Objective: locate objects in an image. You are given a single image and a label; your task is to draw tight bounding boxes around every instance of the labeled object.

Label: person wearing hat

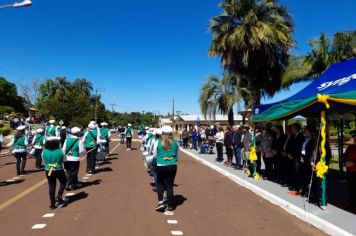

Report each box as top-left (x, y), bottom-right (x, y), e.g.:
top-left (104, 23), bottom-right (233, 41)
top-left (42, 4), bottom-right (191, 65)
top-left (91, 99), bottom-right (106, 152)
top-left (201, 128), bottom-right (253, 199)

top-left (63, 127), bottom-right (85, 190)
top-left (344, 130), bottom-right (356, 210)
top-left (83, 123), bottom-right (100, 174)
top-left (125, 124), bottom-right (133, 150)
top-left (46, 120), bottom-right (59, 138)
top-left (152, 126), bottom-right (179, 212)
top-left (7, 125), bottom-right (29, 175)
top-left (32, 128), bottom-right (45, 169)
top-left (100, 122), bottom-right (111, 156)
top-left (42, 137), bottom-right (67, 209)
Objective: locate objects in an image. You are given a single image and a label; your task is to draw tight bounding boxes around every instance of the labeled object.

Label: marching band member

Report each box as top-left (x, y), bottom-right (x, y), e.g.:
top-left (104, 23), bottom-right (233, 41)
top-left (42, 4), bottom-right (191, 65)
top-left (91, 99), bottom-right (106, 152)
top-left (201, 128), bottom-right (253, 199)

top-left (46, 119), bottom-right (59, 138)
top-left (8, 125), bottom-right (29, 175)
top-left (152, 126), bottom-right (178, 212)
top-left (83, 123), bottom-right (100, 175)
top-left (100, 122), bottom-right (111, 156)
top-left (42, 138), bottom-right (67, 209)
top-left (32, 128), bottom-right (45, 169)
top-left (125, 123), bottom-right (133, 150)
top-left (63, 127), bottom-right (85, 190)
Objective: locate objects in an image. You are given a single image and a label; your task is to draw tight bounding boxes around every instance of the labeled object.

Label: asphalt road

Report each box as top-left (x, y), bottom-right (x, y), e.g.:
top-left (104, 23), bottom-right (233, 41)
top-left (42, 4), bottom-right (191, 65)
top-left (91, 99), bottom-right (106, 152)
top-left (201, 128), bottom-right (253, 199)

top-left (0, 138), bottom-right (325, 236)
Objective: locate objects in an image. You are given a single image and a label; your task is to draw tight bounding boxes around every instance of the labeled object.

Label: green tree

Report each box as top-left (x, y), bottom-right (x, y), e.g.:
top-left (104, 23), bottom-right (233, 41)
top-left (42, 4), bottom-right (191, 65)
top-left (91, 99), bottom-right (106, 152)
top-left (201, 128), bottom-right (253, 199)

top-left (72, 78), bottom-right (93, 97)
top-left (332, 31), bottom-right (356, 62)
top-left (199, 73), bottom-right (242, 126)
top-left (209, 0), bottom-right (294, 106)
top-left (0, 77), bottom-right (26, 113)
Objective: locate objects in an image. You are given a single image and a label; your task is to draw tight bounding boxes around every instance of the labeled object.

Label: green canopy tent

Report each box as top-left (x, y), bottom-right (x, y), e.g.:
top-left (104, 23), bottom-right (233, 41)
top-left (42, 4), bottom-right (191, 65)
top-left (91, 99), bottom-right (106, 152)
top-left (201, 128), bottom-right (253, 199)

top-left (251, 58), bottom-right (356, 209)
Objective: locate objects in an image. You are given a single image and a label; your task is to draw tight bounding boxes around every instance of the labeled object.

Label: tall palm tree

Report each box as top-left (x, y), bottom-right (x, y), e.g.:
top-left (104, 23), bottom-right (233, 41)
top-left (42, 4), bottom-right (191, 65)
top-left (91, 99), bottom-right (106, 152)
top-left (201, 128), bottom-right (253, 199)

top-left (199, 73), bottom-right (243, 126)
top-left (73, 78), bottom-right (93, 97)
top-left (209, 0), bottom-right (294, 107)
top-left (54, 77), bottom-right (71, 100)
top-left (332, 31), bottom-right (356, 62)
top-left (304, 33), bottom-right (332, 78)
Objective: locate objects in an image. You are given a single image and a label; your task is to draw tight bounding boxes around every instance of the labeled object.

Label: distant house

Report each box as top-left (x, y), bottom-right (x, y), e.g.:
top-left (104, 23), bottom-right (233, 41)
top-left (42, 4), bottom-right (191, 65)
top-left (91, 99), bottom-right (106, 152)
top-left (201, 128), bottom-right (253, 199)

top-left (158, 117), bottom-right (173, 127)
top-left (174, 114), bottom-right (245, 131)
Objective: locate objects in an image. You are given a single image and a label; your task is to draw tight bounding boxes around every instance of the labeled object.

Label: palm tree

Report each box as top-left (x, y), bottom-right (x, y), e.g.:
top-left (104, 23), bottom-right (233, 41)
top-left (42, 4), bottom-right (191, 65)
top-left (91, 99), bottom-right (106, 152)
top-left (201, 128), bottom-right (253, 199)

top-left (332, 31), bottom-right (356, 62)
top-left (199, 73), bottom-right (243, 126)
top-left (304, 33), bottom-right (332, 78)
top-left (209, 0), bottom-right (294, 106)
top-left (73, 78), bottom-right (93, 97)
top-left (54, 77), bottom-right (71, 100)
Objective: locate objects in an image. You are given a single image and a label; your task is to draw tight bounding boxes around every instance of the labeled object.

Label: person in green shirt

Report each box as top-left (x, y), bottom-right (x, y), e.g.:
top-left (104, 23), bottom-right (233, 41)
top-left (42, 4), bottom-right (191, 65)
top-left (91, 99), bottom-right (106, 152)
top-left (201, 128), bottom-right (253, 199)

top-left (42, 138), bottom-right (67, 209)
top-left (100, 122), bottom-right (111, 156)
top-left (8, 125), bottom-right (29, 175)
top-left (125, 123), bottom-right (133, 150)
top-left (152, 126), bottom-right (178, 212)
top-left (32, 128), bottom-right (45, 169)
top-left (83, 123), bottom-right (100, 174)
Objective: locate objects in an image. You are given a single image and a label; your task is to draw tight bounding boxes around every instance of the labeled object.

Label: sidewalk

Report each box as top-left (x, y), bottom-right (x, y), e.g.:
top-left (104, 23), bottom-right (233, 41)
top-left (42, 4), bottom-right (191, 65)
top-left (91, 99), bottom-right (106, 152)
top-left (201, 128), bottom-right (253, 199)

top-left (181, 148), bottom-right (356, 236)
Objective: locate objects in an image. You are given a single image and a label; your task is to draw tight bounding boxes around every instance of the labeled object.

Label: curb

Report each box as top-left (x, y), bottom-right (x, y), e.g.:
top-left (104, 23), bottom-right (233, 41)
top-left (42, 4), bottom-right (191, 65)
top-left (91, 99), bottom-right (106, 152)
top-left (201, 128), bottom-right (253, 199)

top-left (180, 148), bottom-right (353, 236)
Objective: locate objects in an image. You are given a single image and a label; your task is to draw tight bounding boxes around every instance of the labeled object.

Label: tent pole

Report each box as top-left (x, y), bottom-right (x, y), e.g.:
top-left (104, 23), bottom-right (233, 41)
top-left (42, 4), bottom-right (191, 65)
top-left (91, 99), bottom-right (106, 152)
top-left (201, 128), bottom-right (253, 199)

top-left (339, 118), bottom-right (344, 177)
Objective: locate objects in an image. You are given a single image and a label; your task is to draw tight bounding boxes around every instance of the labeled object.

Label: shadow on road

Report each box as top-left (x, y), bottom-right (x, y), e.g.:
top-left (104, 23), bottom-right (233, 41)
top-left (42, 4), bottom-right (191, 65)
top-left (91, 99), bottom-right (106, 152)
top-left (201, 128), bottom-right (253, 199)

top-left (173, 195), bottom-right (187, 209)
top-left (106, 157), bottom-right (118, 161)
top-left (95, 167), bottom-right (113, 173)
top-left (0, 179), bottom-right (25, 187)
top-left (66, 191), bottom-right (88, 205)
top-left (79, 179), bottom-right (102, 189)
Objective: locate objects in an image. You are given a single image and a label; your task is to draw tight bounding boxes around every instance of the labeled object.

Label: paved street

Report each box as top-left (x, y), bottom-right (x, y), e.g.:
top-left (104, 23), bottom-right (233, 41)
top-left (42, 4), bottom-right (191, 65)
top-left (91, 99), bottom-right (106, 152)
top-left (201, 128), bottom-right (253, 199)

top-left (0, 138), bottom-right (324, 236)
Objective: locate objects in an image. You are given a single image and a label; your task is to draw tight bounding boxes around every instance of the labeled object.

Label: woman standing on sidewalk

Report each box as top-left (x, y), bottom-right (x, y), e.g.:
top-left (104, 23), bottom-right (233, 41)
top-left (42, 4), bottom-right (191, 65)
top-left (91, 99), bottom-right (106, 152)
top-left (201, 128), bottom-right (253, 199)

top-left (214, 127), bottom-right (225, 162)
top-left (8, 125), bottom-right (28, 175)
top-left (32, 128), bottom-right (45, 169)
top-left (42, 138), bottom-right (67, 209)
top-left (152, 126), bottom-right (178, 212)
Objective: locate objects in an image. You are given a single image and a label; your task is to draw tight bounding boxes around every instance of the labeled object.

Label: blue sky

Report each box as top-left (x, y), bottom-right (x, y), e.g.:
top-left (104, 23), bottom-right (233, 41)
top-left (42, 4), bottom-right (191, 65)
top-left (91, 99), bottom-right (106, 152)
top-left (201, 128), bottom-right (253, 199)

top-left (0, 0), bottom-right (355, 115)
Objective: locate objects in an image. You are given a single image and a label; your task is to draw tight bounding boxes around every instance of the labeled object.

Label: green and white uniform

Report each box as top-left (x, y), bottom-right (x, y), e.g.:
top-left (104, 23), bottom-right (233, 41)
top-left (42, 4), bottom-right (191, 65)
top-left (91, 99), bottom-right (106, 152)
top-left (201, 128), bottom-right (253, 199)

top-left (83, 129), bottom-right (99, 149)
top-left (62, 136), bottom-right (85, 161)
top-left (32, 133), bottom-right (45, 149)
top-left (152, 139), bottom-right (178, 166)
top-left (45, 125), bottom-right (58, 137)
top-left (100, 128), bottom-right (111, 143)
top-left (11, 134), bottom-right (28, 154)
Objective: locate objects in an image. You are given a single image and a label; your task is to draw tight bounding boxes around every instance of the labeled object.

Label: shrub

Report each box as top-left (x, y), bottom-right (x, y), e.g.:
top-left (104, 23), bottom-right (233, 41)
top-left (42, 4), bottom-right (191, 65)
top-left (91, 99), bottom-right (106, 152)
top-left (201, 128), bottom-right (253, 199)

top-left (0, 122), bottom-right (12, 136)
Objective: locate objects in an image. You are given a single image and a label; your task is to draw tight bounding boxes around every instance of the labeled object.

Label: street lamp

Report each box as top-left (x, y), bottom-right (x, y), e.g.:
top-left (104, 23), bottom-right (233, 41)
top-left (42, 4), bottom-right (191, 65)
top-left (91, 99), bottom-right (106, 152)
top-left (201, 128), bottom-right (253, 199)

top-left (0, 0), bottom-right (32, 9)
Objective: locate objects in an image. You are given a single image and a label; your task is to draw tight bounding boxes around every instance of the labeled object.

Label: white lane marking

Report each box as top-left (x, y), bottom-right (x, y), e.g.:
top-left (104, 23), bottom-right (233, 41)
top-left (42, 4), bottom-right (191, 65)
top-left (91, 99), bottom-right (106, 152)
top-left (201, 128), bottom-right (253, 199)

top-left (85, 174), bottom-right (92, 176)
top-left (164, 211), bottom-right (174, 216)
top-left (65, 192), bottom-right (75, 196)
top-left (167, 220), bottom-right (178, 224)
top-left (6, 179), bottom-right (15, 182)
top-left (43, 213), bottom-right (55, 218)
top-left (110, 143), bottom-right (121, 154)
top-left (19, 175), bottom-right (24, 177)
top-left (82, 176), bottom-right (90, 179)
top-left (12, 176), bottom-right (21, 180)
top-left (171, 231), bottom-right (183, 235)
top-left (32, 224), bottom-right (47, 229)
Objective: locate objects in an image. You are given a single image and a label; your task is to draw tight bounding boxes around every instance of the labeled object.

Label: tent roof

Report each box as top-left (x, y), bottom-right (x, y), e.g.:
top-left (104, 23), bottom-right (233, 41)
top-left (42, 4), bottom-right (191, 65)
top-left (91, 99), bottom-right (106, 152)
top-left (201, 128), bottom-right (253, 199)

top-left (253, 58), bottom-right (356, 122)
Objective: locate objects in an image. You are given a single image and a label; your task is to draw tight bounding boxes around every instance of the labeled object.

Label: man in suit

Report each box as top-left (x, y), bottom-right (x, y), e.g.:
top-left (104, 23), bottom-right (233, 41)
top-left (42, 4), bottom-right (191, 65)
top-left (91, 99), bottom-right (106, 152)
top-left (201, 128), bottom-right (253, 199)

top-left (299, 126), bottom-right (315, 196)
top-left (288, 123), bottom-right (305, 192)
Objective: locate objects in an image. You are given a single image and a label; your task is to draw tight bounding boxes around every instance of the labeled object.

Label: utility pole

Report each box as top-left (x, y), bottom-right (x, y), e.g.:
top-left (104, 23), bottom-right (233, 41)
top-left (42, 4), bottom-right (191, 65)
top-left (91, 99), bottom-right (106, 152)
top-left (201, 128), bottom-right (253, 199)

top-left (110, 104), bottom-right (116, 112)
top-left (95, 89), bottom-right (98, 123)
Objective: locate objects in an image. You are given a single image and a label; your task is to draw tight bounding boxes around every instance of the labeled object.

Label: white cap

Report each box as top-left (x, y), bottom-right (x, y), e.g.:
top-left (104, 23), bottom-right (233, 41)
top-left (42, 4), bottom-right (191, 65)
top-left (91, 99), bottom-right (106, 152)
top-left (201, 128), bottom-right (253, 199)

top-left (36, 128), bottom-right (44, 133)
top-left (101, 122), bottom-right (108, 126)
top-left (61, 126), bottom-right (66, 129)
top-left (152, 129), bottom-right (157, 135)
top-left (49, 119), bottom-right (55, 124)
top-left (128, 123), bottom-right (132, 127)
top-left (16, 125), bottom-right (26, 131)
top-left (88, 123), bottom-right (96, 129)
top-left (156, 128), bottom-right (162, 135)
top-left (90, 121), bottom-right (96, 124)
top-left (145, 126), bottom-right (149, 130)
top-left (71, 127), bottom-right (81, 134)
top-left (149, 128), bottom-right (154, 132)
top-left (162, 126), bottom-right (173, 135)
